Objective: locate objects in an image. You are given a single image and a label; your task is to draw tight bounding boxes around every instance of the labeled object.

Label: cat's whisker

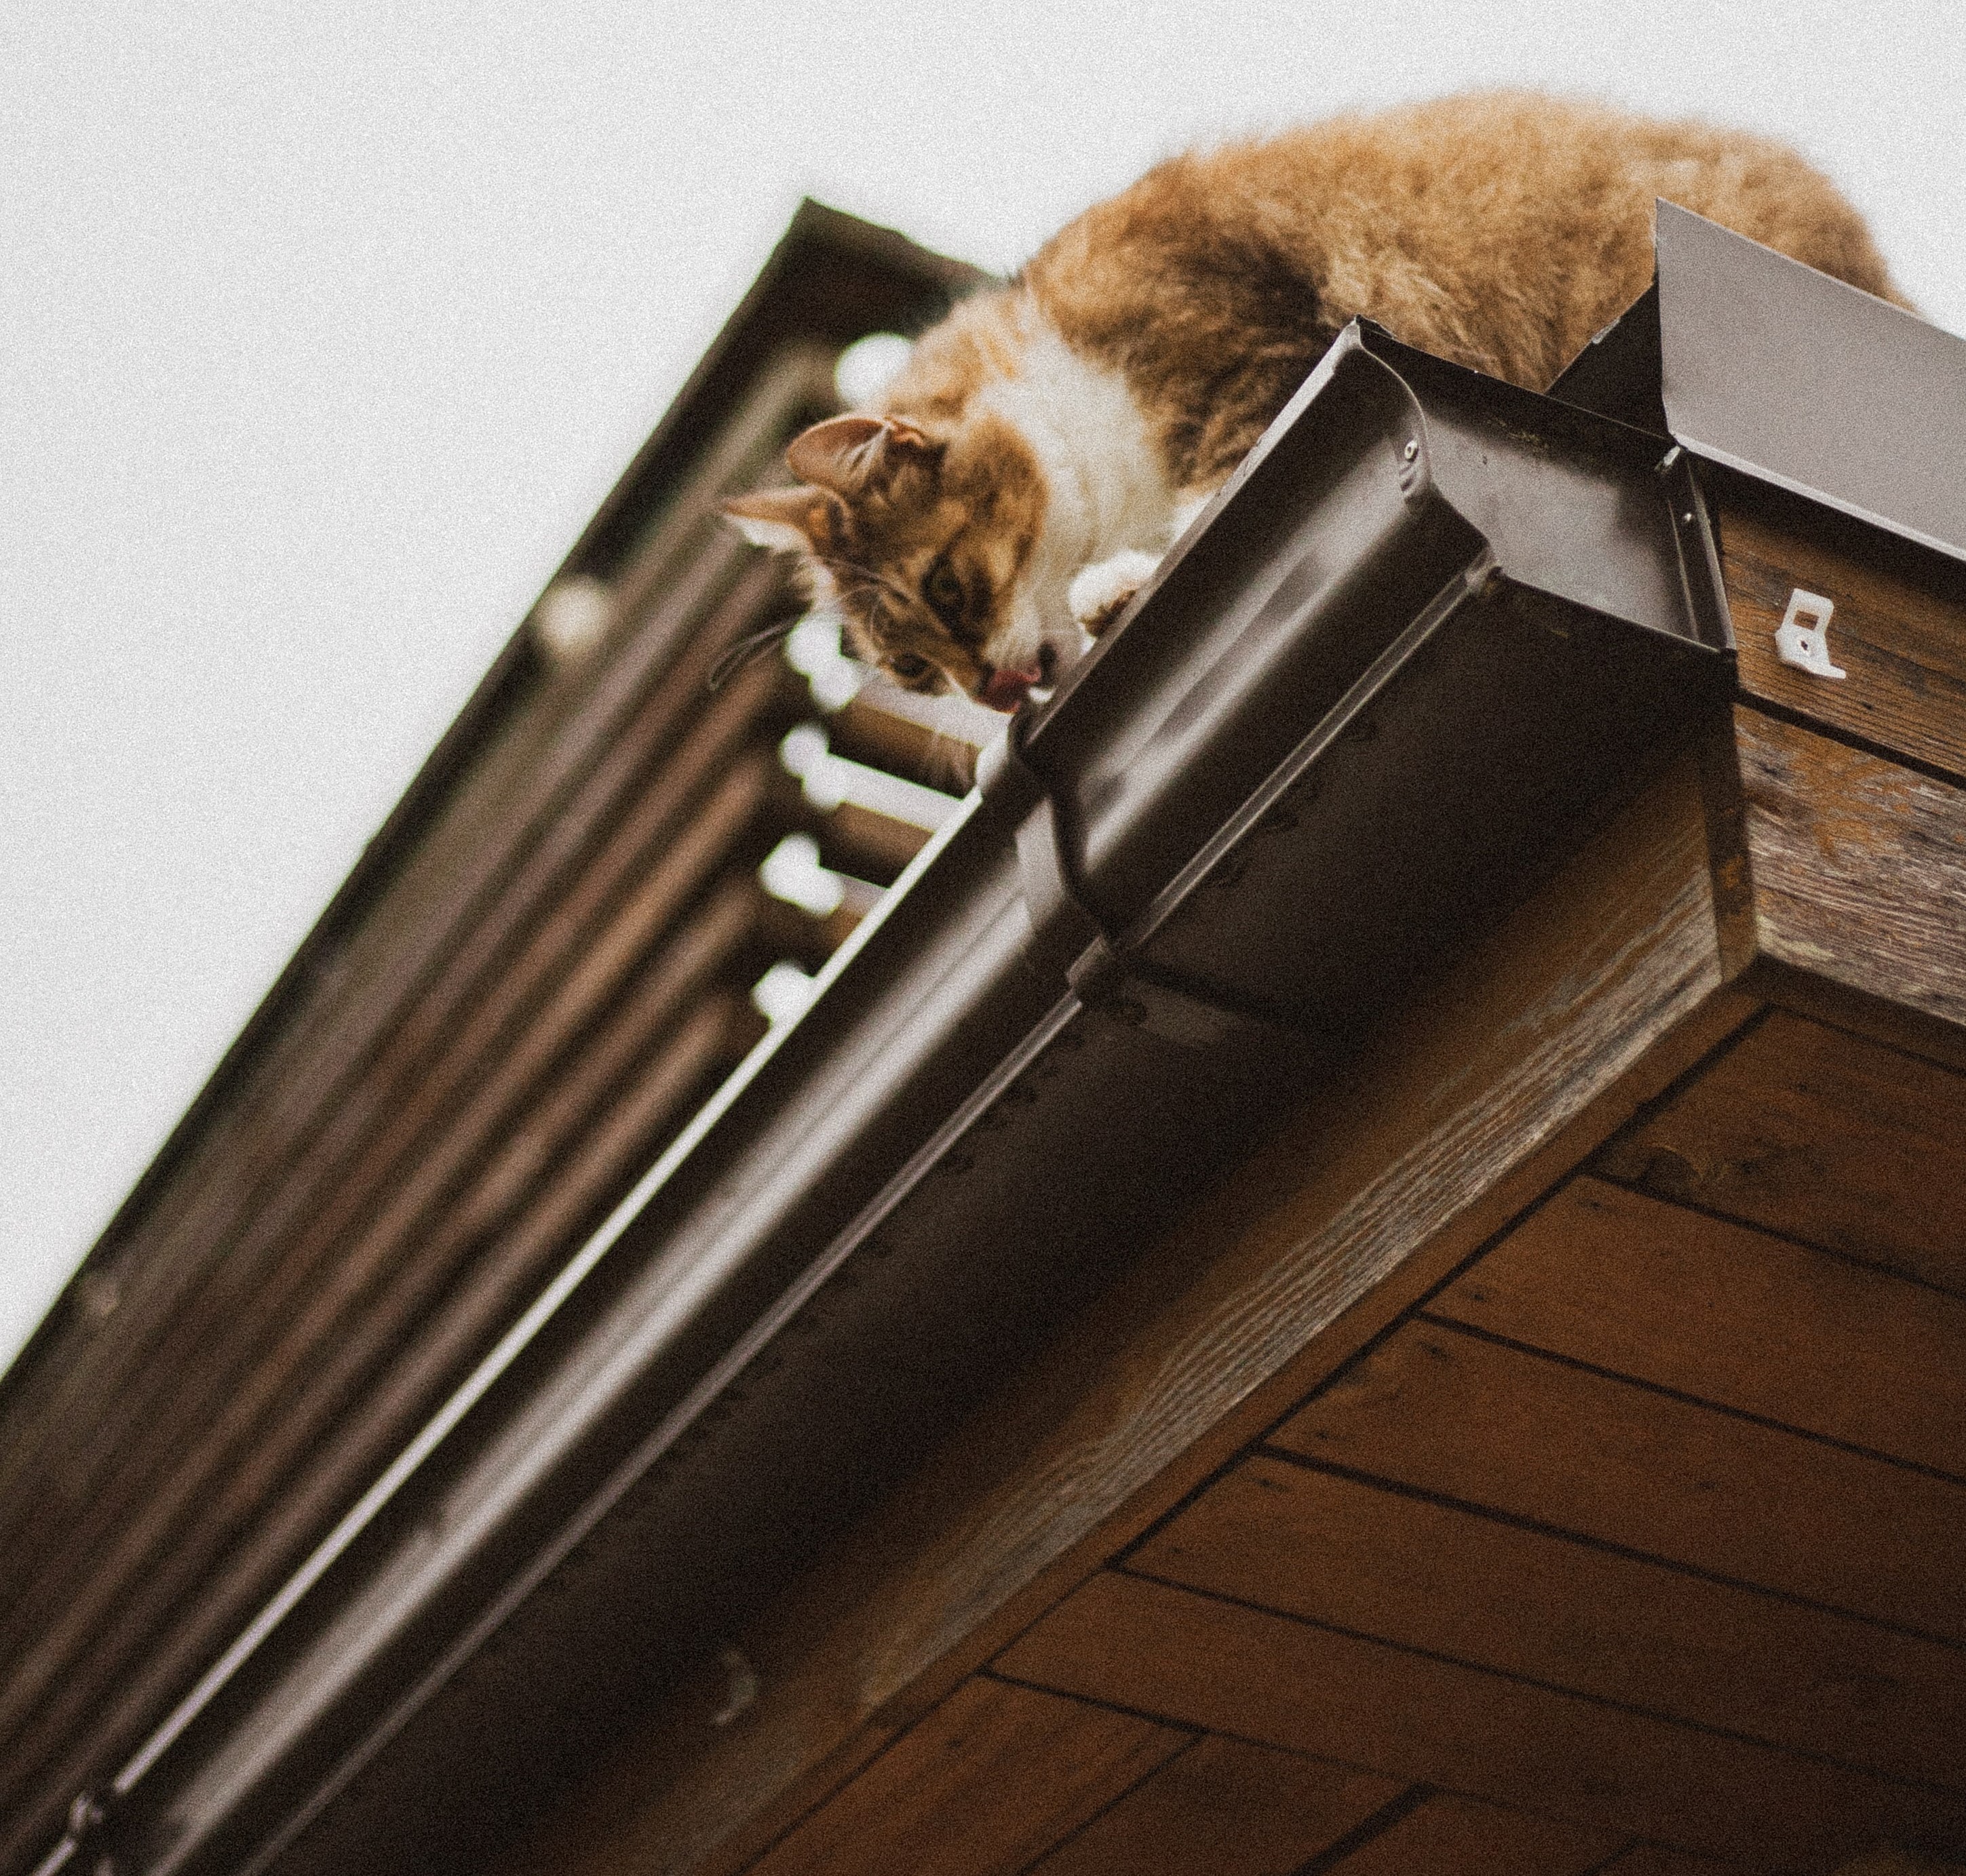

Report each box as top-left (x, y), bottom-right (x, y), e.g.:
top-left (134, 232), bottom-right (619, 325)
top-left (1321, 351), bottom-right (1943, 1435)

top-left (705, 621), bottom-right (798, 692)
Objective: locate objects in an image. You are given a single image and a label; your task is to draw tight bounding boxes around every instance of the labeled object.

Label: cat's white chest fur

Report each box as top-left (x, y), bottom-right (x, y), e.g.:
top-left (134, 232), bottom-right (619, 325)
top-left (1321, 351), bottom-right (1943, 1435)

top-left (978, 319), bottom-right (1183, 648)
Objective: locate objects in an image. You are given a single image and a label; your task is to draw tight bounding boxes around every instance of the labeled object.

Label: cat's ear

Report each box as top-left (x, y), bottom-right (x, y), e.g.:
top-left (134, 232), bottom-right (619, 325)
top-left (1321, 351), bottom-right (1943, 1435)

top-left (720, 484), bottom-right (836, 554)
top-left (786, 414), bottom-right (938, 499)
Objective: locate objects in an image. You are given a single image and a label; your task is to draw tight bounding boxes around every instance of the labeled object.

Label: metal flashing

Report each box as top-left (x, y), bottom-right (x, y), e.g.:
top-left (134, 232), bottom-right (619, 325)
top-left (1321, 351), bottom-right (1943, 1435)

top-left (1551, 202), bottom-right (1966, 568)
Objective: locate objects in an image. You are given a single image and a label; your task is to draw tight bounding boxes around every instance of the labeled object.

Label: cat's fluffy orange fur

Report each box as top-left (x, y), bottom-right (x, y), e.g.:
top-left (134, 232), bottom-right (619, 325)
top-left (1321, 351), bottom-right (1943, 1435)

top-left (727, 91), bottom-right (1903, 711)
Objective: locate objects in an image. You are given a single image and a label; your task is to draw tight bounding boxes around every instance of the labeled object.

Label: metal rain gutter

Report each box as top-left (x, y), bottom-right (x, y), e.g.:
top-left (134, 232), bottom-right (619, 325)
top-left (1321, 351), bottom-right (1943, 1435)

top-left (43, 321), bottom-right (1733, 1876)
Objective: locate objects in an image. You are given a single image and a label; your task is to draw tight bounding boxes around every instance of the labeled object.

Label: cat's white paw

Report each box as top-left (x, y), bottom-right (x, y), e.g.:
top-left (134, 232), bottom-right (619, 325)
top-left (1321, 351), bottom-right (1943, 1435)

top-left (1069, 549), bottom-right (1163, 636)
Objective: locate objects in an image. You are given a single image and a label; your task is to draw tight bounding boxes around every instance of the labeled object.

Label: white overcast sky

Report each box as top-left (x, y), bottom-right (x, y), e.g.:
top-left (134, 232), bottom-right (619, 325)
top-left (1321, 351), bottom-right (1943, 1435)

top-left (5, 0), bottom-right (1963, 1375)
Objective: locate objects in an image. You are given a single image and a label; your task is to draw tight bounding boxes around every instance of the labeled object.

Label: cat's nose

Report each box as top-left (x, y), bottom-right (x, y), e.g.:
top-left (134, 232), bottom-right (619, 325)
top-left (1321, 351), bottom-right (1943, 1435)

top-left (977, 663), bottom-right (1042, 711)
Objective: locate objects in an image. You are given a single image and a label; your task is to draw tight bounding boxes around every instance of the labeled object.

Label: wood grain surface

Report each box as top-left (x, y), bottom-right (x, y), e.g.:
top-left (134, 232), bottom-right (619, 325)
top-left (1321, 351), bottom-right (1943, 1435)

top-left (1733, 709), bottom-right (1966, 1034)
top-left (1720, 507), bottom-right (1966, 784)
top-left (1597, 1010), bottom-right (1966, 1295)
top-left (1132, 1455), bottom-right (1966, 1788)
top-left (996, 1572), bottom-right (1962, 1871)
top-left (1433, 1175), bottom-right (1966, 1475)
top-left (1270, 1323), bottom-right (1966, 1641)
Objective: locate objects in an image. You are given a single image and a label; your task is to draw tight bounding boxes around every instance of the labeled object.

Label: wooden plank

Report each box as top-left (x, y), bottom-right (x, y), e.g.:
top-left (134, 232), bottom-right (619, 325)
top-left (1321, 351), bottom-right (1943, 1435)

top-left (1731, 960), bottom-right (1966, 1080)
top-left (827, 686), bottom-right (986, 795)
top-left (1718, 506), bottom-right (1966, 785)
top-left (1027, 1736), bottom-right (1401, 1876)
top-left (1596, 1010), bottom-right (1966, 1295)
top-left (1594, 1851), bottom-right (1743, 1876)
top-left (996, 1573), bottom-right (1961, 1873)
top-left (1731, 709), bottom-right (1966, 1034)
top-left (327, 688), bottom-right (791, 1200)
top-left (745, 1676), bottom-right (1189, 1876)
top-left (1322, 1793), bottom-right (1621, 1876)
top-left (1131, 1457), bottom-right (1966, 1789)
top-left (478, 756), bottom-right (1758, 1876)
top-left (1268, 1324), bottom-right (1966, 1642)
top-left (812, 798), bottom-right (933, 885)
top-left (1432, 1176), bottom-right (1966, 1477)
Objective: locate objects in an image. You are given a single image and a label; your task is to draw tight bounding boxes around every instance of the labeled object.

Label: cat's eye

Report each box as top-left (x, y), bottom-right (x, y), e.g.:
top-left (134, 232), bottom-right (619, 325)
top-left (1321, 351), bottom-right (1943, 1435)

top-left (922, 560), bottom-right (965, 622)
top-left (889, 652), bottom-right (932, 683)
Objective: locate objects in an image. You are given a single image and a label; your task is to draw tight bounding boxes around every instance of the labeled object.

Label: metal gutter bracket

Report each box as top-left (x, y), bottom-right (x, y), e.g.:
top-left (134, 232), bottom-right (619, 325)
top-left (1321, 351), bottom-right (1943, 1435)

top-left (975, 716), bottom-right (1101, 982)
top-left (978, 716), bottom-right (1303, 1047)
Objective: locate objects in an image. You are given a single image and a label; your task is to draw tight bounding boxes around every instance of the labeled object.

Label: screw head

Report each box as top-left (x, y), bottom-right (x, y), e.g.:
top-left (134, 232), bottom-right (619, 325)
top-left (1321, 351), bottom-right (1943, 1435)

top-left (1402, 439), bottom-right (1419, 461)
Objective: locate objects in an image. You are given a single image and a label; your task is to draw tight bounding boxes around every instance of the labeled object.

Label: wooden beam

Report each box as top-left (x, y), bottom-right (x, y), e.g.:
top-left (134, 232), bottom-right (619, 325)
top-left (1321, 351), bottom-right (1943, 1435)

top-left (995, 1572), bottom-right (1963, 1871)
top-left (1718, 506), bottom-right (1966, 787)
top-left (1432, 1175), bottom-right (1966, 1473)
top-left (1733, 709), bottom-right (1966, 1034)
top-left (1269, 1323), bottom-right (1966, 1642)
top-left (1596, 1011), bottom-right (1966, 1295)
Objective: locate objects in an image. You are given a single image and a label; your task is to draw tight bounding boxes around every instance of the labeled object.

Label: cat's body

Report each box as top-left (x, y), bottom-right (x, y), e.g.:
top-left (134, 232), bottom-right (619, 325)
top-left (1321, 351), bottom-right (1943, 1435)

top-left (728, 92), bottom-right (1904, 710)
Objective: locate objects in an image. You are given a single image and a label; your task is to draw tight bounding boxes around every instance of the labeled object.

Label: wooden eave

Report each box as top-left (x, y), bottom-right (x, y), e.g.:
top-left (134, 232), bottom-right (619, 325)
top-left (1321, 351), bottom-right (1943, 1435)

top-left (491, 497), bottom-right (1966, 1876)
top-left (12, 211), bottom-right (1966, 1876)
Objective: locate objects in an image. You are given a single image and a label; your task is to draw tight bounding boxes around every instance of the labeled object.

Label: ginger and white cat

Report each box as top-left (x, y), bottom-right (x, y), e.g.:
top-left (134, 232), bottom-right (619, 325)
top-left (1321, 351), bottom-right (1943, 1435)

top-left (727, 92), bottom-right (1903, 711)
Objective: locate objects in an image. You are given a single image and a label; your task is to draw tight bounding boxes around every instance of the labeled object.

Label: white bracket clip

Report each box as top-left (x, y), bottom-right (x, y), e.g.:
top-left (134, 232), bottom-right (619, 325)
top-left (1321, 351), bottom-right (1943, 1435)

top-left (1774, 589), bottom-right (1847, 680)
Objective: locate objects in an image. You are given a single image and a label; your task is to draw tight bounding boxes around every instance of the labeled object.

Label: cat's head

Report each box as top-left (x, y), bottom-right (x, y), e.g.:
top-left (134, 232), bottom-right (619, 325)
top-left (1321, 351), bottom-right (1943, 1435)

top-left (722, 408), bottom-right (1067, 712)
